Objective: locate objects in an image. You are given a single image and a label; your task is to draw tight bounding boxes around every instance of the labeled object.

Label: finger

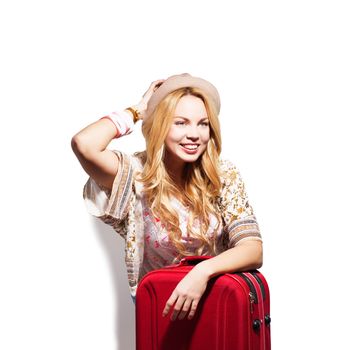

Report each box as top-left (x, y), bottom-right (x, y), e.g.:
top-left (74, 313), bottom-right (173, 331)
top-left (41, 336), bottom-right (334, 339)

top-left (177, 298), bottom-right (193, 320)
top-left (153, 79), bottom-right (165, 85)
top-left (187, 299), bottom-right (199, 320)
top-left (170, 296), bottom-right (186, 321)
top-left (151, 79), bottom-right (165, 92)
top-left (142, 79), bottom-right (164, 98)
top-left (162, 293), bottom-right (178, 317)
top-left (149, 79), bottom-right (164, 90)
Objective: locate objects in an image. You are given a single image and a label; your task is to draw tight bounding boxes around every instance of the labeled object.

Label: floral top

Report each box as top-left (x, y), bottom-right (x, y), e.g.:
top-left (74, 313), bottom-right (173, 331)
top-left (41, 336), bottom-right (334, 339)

top-left (82, 150), bottom-right (262, 298)
top-left (139, 194), bottom-right (225, 283)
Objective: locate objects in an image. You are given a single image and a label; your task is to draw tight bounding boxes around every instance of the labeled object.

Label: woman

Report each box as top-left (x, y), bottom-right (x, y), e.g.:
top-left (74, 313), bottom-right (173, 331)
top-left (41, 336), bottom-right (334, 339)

top-left (71, 73), bottom-right (263, 322)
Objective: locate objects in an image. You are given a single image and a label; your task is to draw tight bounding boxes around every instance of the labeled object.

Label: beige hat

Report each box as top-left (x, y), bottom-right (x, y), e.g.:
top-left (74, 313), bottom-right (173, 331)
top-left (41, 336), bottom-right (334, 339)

top-left (144, 73), bottom-right (221, 120)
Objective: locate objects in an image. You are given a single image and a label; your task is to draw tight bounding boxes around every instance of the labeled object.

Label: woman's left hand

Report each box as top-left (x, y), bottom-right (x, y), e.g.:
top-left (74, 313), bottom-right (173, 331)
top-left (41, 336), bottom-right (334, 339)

top-left (162, 264), bottom-right (211, 321)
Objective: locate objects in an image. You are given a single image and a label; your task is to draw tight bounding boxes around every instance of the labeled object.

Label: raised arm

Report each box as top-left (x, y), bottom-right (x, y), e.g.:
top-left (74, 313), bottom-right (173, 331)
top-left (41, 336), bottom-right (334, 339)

top-left (71, 79), bottom-right (165, 190)
top-left (71, 116), bottom-right (129, 191)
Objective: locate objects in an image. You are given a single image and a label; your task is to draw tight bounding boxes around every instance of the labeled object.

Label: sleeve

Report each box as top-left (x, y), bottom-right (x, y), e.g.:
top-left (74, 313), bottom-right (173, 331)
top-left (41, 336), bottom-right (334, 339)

top-left (82, 150), bottom-right (134, 239)
top-left (218, 160), bottom-right (262, 248)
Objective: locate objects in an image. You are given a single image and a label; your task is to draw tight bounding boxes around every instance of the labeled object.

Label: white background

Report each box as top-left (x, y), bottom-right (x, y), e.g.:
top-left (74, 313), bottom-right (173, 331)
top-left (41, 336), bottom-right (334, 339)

top-left (1, 0), bottom-right (349, 349)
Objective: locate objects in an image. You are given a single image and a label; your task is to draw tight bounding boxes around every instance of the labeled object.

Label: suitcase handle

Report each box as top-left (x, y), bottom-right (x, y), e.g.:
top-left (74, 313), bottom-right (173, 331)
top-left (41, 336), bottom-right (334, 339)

top-left (178, 255), bottom-right (213, 266)
top-left (162, 256), bottom-right (214, 269)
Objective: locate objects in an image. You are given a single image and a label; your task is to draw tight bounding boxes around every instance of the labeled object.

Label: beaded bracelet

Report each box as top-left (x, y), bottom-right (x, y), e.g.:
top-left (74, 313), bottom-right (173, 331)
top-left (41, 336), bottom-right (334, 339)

top-left (125, 106), bottom-right (141, 123)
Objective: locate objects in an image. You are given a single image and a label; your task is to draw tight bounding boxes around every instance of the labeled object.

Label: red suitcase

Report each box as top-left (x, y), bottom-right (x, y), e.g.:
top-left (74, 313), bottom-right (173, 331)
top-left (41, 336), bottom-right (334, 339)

top-left (136, 256), bottom-right (271, 350)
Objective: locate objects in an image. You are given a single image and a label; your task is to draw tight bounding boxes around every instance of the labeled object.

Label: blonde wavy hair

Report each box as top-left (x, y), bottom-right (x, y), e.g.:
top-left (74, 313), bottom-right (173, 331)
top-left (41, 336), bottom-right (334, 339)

top-left (135, 87), bottom-right (223, 262)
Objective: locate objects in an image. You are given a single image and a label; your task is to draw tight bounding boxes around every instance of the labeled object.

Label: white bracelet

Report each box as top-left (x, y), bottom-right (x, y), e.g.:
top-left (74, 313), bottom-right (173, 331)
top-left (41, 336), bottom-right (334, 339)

top-left (100, 110), bottom-right (134, 138)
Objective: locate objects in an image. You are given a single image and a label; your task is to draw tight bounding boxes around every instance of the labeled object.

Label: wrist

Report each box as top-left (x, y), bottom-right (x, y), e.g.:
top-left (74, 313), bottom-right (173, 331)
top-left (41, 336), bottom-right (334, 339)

top-left (124, 106), bottom-right (136, 118)
top-left (193, 261), bottom-right (213, 281)
top-left (125, 106), bottom-right (142, 123)
top-left (100, 110), bottom-right (134, 139)
top-left (133, 101), bottom-right (147, 118)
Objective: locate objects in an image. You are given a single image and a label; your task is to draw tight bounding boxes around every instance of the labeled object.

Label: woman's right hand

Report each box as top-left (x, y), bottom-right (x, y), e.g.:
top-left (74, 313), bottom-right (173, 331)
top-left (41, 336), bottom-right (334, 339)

top-left (134, 79), bottom-right (165, 120)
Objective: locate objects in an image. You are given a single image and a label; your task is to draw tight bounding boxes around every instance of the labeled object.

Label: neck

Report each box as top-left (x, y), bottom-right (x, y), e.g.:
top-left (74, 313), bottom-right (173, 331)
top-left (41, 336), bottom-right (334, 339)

top-left (163, 152), bottom-right (185, 185)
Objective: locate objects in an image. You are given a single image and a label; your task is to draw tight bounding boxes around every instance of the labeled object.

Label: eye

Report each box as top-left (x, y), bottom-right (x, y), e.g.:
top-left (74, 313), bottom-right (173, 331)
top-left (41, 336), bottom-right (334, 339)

top-left (175, 121), bottom-right (209, 126)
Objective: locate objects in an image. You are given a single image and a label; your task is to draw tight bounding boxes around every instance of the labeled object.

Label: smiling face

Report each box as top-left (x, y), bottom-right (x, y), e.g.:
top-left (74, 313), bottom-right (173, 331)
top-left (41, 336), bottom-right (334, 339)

top-left (164, 94), bottom-right (210, 178)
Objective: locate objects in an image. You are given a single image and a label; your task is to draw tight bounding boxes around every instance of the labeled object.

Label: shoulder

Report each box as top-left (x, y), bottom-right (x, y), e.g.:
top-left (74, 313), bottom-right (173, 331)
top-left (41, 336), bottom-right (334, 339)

top-left (218, 157), bottom-right (241, 185)
top-left (217, 158), bottom-right (253, 218)
top-left (132, 150), bottom-right (147, 169)
top-left (217, 157), bottom-right (248, 207)
top-left (131, 150), bottom-right (146, 180)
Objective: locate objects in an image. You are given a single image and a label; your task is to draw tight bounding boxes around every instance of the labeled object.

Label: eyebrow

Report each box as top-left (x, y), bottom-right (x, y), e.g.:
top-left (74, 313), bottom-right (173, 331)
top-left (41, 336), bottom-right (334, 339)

top-left (174, 116), bottom-right (209, 121)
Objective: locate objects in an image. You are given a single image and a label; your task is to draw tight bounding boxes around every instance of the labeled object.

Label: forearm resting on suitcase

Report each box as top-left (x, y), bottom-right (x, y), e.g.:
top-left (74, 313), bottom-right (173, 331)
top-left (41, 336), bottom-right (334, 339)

top-left (162, 241), bottom-right (263, 321)
top-left (197, 240), bottom-right (263, 279)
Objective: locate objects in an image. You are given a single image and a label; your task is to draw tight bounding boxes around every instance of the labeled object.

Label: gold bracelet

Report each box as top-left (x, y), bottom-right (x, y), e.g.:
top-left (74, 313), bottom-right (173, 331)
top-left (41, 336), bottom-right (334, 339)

top-left (126, 107), bottom-right (141, 123)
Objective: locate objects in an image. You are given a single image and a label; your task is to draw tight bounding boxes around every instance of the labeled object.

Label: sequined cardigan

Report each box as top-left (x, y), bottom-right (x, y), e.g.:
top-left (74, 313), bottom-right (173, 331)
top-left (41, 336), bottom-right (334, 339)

top-left (83, 150), bottom-right (262, 298)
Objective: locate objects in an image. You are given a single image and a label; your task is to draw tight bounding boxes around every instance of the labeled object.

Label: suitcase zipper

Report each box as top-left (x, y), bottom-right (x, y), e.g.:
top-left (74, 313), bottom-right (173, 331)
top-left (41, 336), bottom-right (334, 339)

top-left (249, 292), bottom-right (255, 314)
top-left (237, 273), bottom-right (257, 313)
top-left (245, 272), bottom-right (266, 349)
top-left (251, 271), bottom-right (266, 300)
top-left (251, 272), bottom-right (271, 328)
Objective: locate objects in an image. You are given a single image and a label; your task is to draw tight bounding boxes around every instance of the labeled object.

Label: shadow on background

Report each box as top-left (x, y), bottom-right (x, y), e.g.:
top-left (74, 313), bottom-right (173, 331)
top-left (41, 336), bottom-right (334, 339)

top-left (93, 218), bottom-right (136, 350)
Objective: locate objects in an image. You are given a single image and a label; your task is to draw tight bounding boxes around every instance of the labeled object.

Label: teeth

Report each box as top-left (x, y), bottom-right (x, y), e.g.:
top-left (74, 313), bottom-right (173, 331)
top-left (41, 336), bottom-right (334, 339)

top-left (182, 144), bottom-right (199, 149)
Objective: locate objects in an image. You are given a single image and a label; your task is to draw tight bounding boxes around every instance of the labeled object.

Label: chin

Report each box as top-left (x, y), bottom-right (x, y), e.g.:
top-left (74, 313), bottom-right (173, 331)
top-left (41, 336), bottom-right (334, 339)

top-left (177, 151), bottom-right (203, 162)
top-left (165, 144), bottom-right (206, 164)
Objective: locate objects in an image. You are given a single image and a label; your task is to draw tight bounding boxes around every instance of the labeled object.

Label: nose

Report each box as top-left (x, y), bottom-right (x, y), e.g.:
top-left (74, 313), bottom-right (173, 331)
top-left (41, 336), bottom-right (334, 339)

top-left (185, 124), bottom-right (200, 140)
